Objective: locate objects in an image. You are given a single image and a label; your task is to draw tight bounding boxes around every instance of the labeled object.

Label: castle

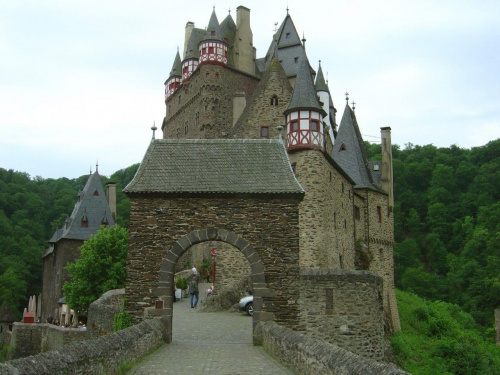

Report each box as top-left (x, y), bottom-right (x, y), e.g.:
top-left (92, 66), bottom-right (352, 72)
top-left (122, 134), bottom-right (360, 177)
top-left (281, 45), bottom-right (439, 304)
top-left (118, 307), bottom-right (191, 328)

top-left (123, 4), bottom-right (400, 359)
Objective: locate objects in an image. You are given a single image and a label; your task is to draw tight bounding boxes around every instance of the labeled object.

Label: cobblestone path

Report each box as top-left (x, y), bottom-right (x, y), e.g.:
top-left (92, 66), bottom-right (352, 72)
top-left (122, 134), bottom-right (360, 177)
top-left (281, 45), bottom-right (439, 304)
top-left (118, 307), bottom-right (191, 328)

top-left (127, 283), bottom-right (294, 375)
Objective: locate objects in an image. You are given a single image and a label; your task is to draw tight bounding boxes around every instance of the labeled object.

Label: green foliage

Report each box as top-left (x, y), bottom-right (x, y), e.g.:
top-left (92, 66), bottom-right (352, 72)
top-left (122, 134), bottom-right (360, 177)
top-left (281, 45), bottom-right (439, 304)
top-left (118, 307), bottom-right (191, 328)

top-left (113, 300), bottom-right (133, 332)
top-left (392, 290), bottom-right (500, 375)
top-left (175, 277), bottom-right (187, 290)
top-left (63, 226), bottom-right (128, 315)
top-left (367, 139), bottom-right (500, 327)
top-left (0, 342), bottom-right (12, 363)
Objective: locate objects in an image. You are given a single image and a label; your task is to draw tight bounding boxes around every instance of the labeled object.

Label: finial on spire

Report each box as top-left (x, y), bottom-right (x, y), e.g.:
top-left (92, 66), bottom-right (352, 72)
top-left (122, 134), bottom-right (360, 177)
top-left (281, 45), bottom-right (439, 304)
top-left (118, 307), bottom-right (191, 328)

top-left (274, 22), bottom-right (278, 34)
top-left (286, 5), bottom-right (289, 15)
top-left (151, 121), bottom-right (157, 141)
top-left (302, 32), bottom-right (306, 49)
top-left (89, 166), bottom-right (92, 175)
top-left (228, 7), bottom-right (231, 15)
top-left (213, 5), bottom-right (215, 11)
top-left (351, 100), bottom-right (356, 111)
top-left (96, 159), bottom-right (99, 173)
top-left (345, 91), bottom-right (349, 103)
top-left (326, 72), bottom-right (329, 85)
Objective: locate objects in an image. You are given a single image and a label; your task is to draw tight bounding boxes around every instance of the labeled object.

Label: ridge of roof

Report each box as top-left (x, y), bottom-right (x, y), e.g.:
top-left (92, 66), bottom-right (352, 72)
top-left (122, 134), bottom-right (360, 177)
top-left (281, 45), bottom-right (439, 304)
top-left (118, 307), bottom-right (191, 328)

top-left (285, 56), bottom-right (325, 115)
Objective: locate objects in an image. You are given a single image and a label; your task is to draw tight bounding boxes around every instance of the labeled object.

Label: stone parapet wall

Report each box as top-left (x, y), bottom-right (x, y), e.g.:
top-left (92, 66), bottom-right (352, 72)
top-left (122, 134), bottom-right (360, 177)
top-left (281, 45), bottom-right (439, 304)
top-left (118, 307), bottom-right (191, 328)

top-left (0, 319), bottom-right (165, 375)
top-left (299, 269), bottom-right (384, 360)
top-left (10, 323), bottom-right (87, 359)
top-left (261, 321), bottom-right (409, 375)
top-left (86, 289), bottom-right (124, 339)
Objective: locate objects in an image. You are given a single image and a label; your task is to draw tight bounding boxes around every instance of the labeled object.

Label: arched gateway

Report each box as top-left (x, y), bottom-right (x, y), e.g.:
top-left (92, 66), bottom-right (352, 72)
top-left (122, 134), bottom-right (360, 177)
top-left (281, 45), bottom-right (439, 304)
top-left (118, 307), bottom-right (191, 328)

top-left (124, 139), bottom-right (305, 344)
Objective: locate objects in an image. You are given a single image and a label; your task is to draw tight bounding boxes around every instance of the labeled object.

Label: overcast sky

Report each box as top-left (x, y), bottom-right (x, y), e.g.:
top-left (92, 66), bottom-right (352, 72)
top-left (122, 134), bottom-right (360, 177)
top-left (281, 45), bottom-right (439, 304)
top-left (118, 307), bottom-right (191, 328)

top-left (1, 0), bottom-right (499, 179)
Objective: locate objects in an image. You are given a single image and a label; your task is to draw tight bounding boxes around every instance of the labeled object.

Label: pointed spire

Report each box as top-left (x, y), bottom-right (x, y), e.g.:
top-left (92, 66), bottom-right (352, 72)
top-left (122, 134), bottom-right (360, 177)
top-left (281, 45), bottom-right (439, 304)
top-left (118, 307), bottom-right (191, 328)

top-left (285, 56), bottom-right (325, 115)
top-left (203, 8), bottom-right (223, 42)
top-left (169, 48), bottom-right (182, 77)
top-left (151, 121), bottom-right (157, 141)
top-left (315, 60), bottom-right (329, 92)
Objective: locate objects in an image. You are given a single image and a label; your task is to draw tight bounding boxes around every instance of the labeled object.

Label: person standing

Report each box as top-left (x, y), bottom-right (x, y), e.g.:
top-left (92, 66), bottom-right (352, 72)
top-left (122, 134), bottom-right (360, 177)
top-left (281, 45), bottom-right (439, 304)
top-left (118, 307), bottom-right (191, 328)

top-left (189, 274), bottom-right (200, 308)
top-left (206, 269), bottom-right (210, 282)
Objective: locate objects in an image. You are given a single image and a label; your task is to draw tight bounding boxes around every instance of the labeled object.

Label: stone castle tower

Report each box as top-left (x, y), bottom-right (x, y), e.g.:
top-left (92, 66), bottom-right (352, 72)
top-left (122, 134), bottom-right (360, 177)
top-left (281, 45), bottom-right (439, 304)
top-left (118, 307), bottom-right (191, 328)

top-left (159, 6), bottom-right (400, 332)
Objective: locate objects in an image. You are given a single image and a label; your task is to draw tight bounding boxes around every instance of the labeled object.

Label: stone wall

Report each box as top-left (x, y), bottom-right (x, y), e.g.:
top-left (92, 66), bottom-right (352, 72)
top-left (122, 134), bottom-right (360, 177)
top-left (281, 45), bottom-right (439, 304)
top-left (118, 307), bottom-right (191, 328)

top-left (163, 64), bottom-right (259, 139)
top-left (0, 318), bottom-right (165, 375)
top-left (41, 239), bottom-right (83, 321)
top-left (289, 150), bottom-right (355, 270)
top-left (10, 323), bottom-right (87, 359)
top-left (299, 269), bottom-right (384, 360)
top-left (126, 195), bottom-right (302, 332)
top-left (86, 289), bottom-right (124, 339)
top-left (261, 321), bottom-right (409, 375)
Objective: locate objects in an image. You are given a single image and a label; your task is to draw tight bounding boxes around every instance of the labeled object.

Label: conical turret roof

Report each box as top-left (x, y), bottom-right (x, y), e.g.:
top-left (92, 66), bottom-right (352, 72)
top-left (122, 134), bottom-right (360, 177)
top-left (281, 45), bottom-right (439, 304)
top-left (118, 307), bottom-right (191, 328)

top-left (332, 104), bottom-right (381, 191)
top-left (202, 9), bottom-right (223, 42)
top-left (315, 62), bottom-right (329, 92)
top-left (184, 29), bottom-right (205, 60)
top-left (169, 50), bottom-right (182, 78)
top-left (285, 56), bottom-right (325, 115)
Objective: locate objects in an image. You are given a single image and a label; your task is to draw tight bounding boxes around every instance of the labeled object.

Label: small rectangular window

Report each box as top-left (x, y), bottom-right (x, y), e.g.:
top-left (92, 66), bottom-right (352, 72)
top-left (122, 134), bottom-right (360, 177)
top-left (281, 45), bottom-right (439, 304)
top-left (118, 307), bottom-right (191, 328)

top-left (377, 206), bottom-right (382, 222)
top-left (260, 126), bottom-right (269, 138)
top-left (354, 206), bottom-right (360, 220)
top-left (311, 120), bottom-right (320, 132)
top-left (291, 120), bottom-right (299, 132)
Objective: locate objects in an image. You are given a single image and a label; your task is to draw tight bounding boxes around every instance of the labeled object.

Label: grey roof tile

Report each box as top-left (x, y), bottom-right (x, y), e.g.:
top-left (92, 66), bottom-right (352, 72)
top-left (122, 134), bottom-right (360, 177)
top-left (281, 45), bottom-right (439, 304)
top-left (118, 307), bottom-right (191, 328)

top-left (202, 9), bottom-right (223, 42)
top-left (185, 28), bottom-right (205, 60)
top-left (169, 50), bottom-right (182, 78)
top-left (315, 61), bottom-right (329, 92)
top-left (285, 56), bottom-right (325, 115)
top-left (332, 105), bottom-right (383, 192)
top-left (49, 171), bottom-right (115, 243)
top-left (124, 139), bottom-right (304, 195)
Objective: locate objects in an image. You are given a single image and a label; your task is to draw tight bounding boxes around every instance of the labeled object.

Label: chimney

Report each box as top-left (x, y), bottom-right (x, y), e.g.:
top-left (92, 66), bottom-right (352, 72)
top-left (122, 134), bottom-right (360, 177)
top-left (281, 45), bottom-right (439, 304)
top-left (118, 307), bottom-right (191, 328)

top-left (235, 6), bottom-right (255, 76)
top-left (184, 22), bottom-right (195, 59)
top-left (106, 182), bottom-right (117, 222)
top-left (380, 127), bottom-right (393, 211)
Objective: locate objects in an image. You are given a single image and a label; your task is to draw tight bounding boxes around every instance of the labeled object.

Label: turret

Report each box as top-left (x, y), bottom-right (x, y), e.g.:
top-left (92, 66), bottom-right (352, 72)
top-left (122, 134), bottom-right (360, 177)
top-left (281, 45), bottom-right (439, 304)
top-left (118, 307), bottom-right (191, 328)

top-left (315, 61), bottom-right (336, 143)
top-left (284, 57), bottom-right (326, 152)
top-left (165, 49), bottom-right (182, 102)
top-left (198, 9), bottom-right (228, 67)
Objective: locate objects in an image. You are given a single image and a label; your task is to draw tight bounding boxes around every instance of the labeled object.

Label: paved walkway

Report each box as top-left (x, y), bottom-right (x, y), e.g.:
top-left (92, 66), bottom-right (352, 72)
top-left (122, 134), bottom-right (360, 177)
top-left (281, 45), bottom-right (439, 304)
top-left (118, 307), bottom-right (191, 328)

top-left (127, 283), bottom-right (294, 375)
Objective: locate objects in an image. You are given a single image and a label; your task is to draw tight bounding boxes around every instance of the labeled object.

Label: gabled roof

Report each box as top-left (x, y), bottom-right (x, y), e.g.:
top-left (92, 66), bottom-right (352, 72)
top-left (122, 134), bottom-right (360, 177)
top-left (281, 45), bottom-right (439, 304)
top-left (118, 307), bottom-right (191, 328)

top-left (48, 171), bottom-right (115, 245)
top-left (124, 139), bottom-right (305, 195)
top-left (184, 28), bottom-right (205, 60)
top-left (168, 50), bottom-right (182, 78)
top-left (332, 105), bottom-right (383, 191)
top-left (202, 9), bottom-right (223, 43)
top-left (315, 61), bottom-right (329, 92)
top-left (285, 56), bottom-right (325, 115)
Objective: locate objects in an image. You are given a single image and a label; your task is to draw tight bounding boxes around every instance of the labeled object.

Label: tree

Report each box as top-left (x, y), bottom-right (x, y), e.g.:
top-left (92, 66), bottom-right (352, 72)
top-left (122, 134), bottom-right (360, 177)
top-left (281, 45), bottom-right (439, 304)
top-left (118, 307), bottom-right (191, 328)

top-left (63, 226), bottom-right (128, 315)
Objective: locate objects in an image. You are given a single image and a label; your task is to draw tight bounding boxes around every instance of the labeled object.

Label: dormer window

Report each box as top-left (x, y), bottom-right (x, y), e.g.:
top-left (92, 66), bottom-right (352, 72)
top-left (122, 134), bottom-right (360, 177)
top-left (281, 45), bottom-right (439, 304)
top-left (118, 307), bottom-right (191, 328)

top-left (294, 57), bottom-right (298, 63)
top-left (81, 214), bottom-right (88, 228)
top-left (211, 30), bottom-right (215, 36)
top-left (339, 143), bottom-right (347, 151)
top-left (93, 189), bottom-right (99, 196)
top-left (286, 32), bottom-right (290, 39)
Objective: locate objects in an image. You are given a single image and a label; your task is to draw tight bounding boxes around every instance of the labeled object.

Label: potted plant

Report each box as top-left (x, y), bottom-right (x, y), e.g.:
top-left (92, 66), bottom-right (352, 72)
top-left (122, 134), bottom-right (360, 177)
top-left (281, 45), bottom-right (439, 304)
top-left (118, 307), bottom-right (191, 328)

top-left (176, 277), bottom-right (188, 298)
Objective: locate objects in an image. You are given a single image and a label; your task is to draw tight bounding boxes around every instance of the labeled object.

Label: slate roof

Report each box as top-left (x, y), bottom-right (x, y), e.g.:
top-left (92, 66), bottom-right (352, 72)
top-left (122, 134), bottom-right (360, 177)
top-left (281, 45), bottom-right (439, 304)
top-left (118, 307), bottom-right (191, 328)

top-left (202, 9), bottom-right (223, 42)
top-left (169, 50), bottom-right (182, 78)
top-left (332, 105), bottom-right (383, 192)
top-left (123, 139), bottom-right (305, 195)
top-left (47, 171), bottom-right (115, 247)
top-left (285, 56), bottom-right (325, 115)
top-left (263, 14), bottom-right (310, 78)
top-left (315, 62), bottom-right (329, 92)
top-left (184, 28), bottom-right (205, 60)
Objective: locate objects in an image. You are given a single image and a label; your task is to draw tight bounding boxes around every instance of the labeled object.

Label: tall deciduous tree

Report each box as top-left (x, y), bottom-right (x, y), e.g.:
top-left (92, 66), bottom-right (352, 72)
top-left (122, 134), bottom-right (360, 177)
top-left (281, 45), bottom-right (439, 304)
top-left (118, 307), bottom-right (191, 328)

top-left (63, 226), bottom-right (128, 315)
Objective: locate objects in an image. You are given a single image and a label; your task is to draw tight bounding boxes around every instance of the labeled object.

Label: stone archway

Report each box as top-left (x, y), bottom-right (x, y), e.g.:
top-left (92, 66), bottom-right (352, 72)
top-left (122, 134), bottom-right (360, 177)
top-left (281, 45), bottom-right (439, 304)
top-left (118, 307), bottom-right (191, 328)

top-left (153, 228), bottom-right (271, 344)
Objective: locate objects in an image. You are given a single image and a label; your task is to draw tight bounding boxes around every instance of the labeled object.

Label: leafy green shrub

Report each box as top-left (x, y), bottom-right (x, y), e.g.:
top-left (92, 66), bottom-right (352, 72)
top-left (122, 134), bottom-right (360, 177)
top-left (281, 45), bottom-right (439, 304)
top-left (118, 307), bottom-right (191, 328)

top-left (175, 277), bottom-right (187, 290)
top-left (0, 342), bottom-right (12, 362)
top-left (113, 300), bottom-right (133, 332)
